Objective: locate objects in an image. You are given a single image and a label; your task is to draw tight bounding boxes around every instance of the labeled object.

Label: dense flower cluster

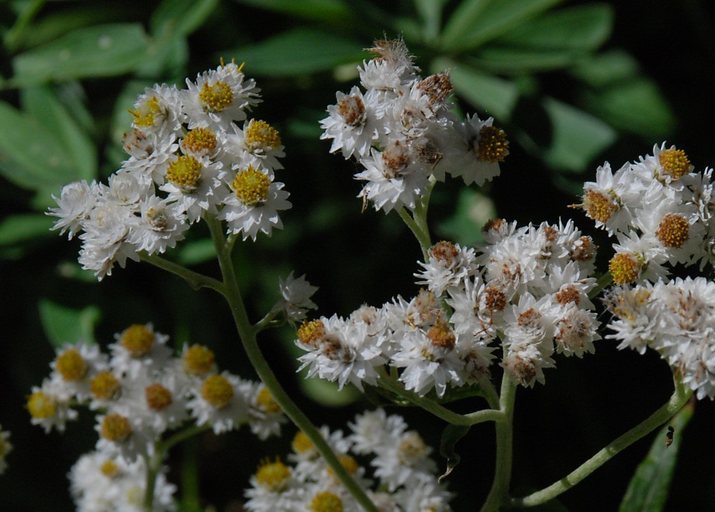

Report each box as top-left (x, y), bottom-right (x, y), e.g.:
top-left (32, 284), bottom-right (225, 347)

top-left (605, 277), bottom-right (715, 399)
top-left (576, 143), bottom-right (713, 285)
top-left (49, 62), bottom-right (290, 278)
top-left (243, 409), bottom-right (451, 511)
top-left (27, 323), bottom-right (286, 511)
top-left (320, 38), bottom-right (508, 212)
top-left (297, 220), bottom-right (600, 394)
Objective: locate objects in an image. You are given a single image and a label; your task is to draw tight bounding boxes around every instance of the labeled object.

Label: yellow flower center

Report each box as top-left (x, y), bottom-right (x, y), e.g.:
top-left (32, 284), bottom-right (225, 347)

top-left (297, 320), bottom-right (326, 346)
top-left (201, 374), bottom-right (234, 409)
top-left (255, 459), bottom-right (291, 491)
top-left (100, 413), bottom-right (132, 442)
top-left (182, 344), bottom-right (215, 376)
top-left (656, 213), bottom-right (689, 248)
top-left (659, 148), bottom-right (691, 180)
top-left (120, 324), bottom-right (155, 358)
top-left (182, 127), bottom-right (218, 155)
top-left (609, 252), bottom-right (642, 285)
top-left (145, 383), bottom-right (173, 411)
top-left (327, 454), bottom-right (359, 479)
top-left (245, 120), bottom-right (282, 152)
top-left (477, 125), bottom-right (509, 163)
top-left (310, 491), bottom-right (343, 512)
top-left (131, 96), bottom-right (162, 128)
top-left (232, 166), bottom-right (270, 206)
top-left (27, 391), bottom-right (56, 419)
top-left (583, 189), bottom-right (618, 224)
top-left (100, 459), bottom-right (120, 478)
top-left (166, 155), bottom-right (203, 192)
top-left (90, 371), bottom-right (121, 401)
top-left (292, 431), bottom-right (315, 455)
top-left (256, 386), bottom-right (281, 414)
top-left (427, 320), bottom-right (455, 349)
top-left (199, 81), bottom-right (233, 112)
top-left (55, 348), bottom-right (88, 381)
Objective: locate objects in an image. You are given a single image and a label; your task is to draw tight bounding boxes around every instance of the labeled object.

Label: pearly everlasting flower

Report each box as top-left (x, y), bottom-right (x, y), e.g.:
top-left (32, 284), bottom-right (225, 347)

top-left (26, 380), bottom-right (78, 432)
top-left (110, 324), bottom-right (172, 380)
top-left (48, 342), bottom-right (107, 401)
top-left (0, 426), bottom-right (12, 475)
top-left (48, 180), bottom-right (100, 239)
top-left (241, 381), bottom-right (287, 440)
top-left (415, 241), bottom-right (477, 296)
top-left (277, 272), bottom-right (318, 321)
top-left (186, 372), bottom-right (248, 433)
top-left (320, 86), bottom-right (380, 159)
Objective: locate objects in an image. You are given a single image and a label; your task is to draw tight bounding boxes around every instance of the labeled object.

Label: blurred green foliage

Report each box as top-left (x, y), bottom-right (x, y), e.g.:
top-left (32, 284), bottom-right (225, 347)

top-left (0, 1), bottom-right (712, 511)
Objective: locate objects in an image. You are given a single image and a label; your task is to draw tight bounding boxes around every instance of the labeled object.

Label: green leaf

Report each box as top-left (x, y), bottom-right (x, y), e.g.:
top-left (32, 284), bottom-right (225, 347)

top-left (469, 47), bottom-right (582, 73)
top-left (298, 375), bottom-right (361, 406)
top-left (571, 50), bottom-right (639, 87)
top-left (21, 86), bottom-right (97, 181)
top-left (223, 28), bottom-right (364, 76)
top-left (0, 101), bottom-right (78, 190)
top-left (619, 401), bottom-right (694, 512)
top-left (175, 238), bottom-right (216, 266)
top-left (38, 299), bottom-right (101, 347)
top-left (439, 424), bottom-right (471, 480)
top-left (440, 59), bottom-right (518, 120)
top-left (12, 23), bottom-right (150, 86)
top-left (582, 79), bottom-right (675, 138)
top-left (437, 189), bottom-right (494, 245)
top-left (414, 0), bottom-right (449, 41)
top-left (150, 0), bottom-right (219, 36)
top-left (496, 3), bottom-right (613, 51)
top-left (441, 0), bottom-right (563, 52)
top-left (541, 97), bottom-right (616, 172)
top-left (0, 214), bottom-right (53, 246)
top-left (235, 0), bottom-right (353, 24)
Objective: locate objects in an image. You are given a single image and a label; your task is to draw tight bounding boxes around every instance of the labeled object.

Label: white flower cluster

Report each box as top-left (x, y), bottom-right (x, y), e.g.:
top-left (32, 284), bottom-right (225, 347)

top-left (577, 143), bottom-right (713, 285)
top-left (0, 425), bottom-right (11, 475)
top-left (27, 324), bottom-right (286, 509)
top-left (244, 408), bottom-right (451, 511)
top-left (49, 62), bottom-right (291, 279)
top-left (605, 277), bottom-right (715, 399)
top-left (297, 220), bottom-right (600, 393)
top-left (69, 450), bottom-right (175, 512)
top-left (320, 39), bottom-right (508, 212)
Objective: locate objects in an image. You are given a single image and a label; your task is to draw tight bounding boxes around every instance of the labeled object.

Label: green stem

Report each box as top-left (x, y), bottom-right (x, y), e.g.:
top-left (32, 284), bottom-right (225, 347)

top-left (140, 253), bottom-right (224, 294)
top-left (377, 371), bottom-right (504, 426)
top-left (589, 272), bottom-right (613, 300)
top-left (4, 0), bottom-right (45, 52)
top-left (397, 206), bottom-right (432, 259)
top-left (481, 373), bottom-right (517, 512)
top-left (205, 216), bottom-right (377, 511)
top-left (511, 378), bottom-right (692, 508)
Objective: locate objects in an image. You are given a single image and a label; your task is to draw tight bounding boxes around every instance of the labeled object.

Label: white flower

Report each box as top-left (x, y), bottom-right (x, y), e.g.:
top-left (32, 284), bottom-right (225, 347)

top-left (110, 324), bottom-right (173, 380)
top-left (320, 86), bottom-right (380, 159)
top-left (27, 380), bottom-right (78, 433)
top-left (240, 381), bottom-right (287, 440)
top-left (277, 272), bottom-right (318, 321)
top-left (222, 118), bottom-right (286, 171)
top-left (415, 241), bottom-right (477, 296)
top-left (127, 195), bottom-right (189, 255)
top-left (447, 114), bottom-right (504, 186)
top-left (0, 426), bottom-right (12, 475)
top-left (349, 409), bottom-right (407, 455)
top-left (159, 154), bottom-right (223, 223)
top-left (48, 342), bottom-right (108, 402)
top-left (48, 180), bottom-right (100, 239)
top-left (186, 372), bottom-right (248, 434)
top-left (130, 84), bottom-right (184, 138)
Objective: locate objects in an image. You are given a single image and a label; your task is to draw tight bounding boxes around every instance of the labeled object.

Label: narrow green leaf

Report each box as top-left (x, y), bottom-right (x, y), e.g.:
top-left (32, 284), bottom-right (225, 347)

top-left (496, 4), bottom-right (613, 51)
top-left (414, 0), bottom-right (449, 41)
top-left (439, 424), bottom-right (471, 480)
top-left (0, 214), bottom-right (53, 246)
top-left (175, 238), bottom-right (216, 266)
top-left (441, 0), bottom-right (563, 52)
top-left (619, 401), bottom-right (694, 512)
top-left (582, 79), bottom-right (675, 138)
top-left (0, 101), bottom-right (77, 190)
top-left (38, 299), bottom-right (101, 347)
top-left (21, 86), bottom-right (97, 181)
top-left (541, 97), bottom-right (616, 172)
top-left (150, 0), bottom-right (219, 36)
top-left (223, 28), bottom-right (364, 76)
top-left (441, 59), bottom-right (518, 120)
top-left (571, 50), bottom-right (639, 87)
top-left (470, 47), bottom-right (581, 73)
top-left (298, 375), bottom-right (360, 406)
top-left (12, 23), bottom-right (150, 86)
top-left (236, 0), bottom-right (353, 24)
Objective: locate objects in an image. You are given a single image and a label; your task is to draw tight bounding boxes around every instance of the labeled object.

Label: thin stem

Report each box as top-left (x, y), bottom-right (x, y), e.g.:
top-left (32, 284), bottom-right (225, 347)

top-left (589, 272), bottom-right (613, 300)
top-left (397, 207), bottom-right (432, 259)
top-left (205, 215), bottom-right (377, 512)
top-left (140, 253), bottom-right (224, 294)
top-left (481, 373), bottom-right (517, 512)
top-left (377, 371), bottom-right (504, 426)
top-left (511, 378), bottom-right (692, 508)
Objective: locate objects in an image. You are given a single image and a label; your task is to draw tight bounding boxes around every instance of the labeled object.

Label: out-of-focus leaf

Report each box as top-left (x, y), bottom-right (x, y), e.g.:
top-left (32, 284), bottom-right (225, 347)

top-left (470, 47), bottom-right (581, 73)
top-left (496, 4), bottom-right (613, 51)
top-left (441, 59), bottom-right (518, 120)
top-left (38, 299), bottom-right (101, 347)
top-left (437, 189), bottom-right (494, 245)
top-left (12, 24), bottom-right (149, 86)
top-left (224, 28), bottom-right (364, 76)
top-left (570, 50), bottom-right (639, 87)
top-left (151, 0), bottom-right (219, 36)
top-left (441, 0), bottom-right (563, 52)
top-left (175, 238), bottom-right (216, 266)
top-left (236, 0), bottom-right (353, 24)
top-left (414, 0), bottom-right (449, 41)
top-left (55, 81), bottom-right (95, 137)
top-left (136, 32), bottom-right (189, 80)
top-left (298, 373), bottom-right (361, 406)
top-left (0, 101), bottom-right (77, 190)
top-left (55, 261), bottom-right (98, 283)
top-left (0, 214), bottom-right (53, 246)
top-left (439, 424), bottom-right (471, 481)
top-left (541, 98), bottom-right (616, 172)
top-left (583, 80), bottom-right (675, 138)
top-left (619, 401), bottom-right (694, 512)
top-left (21, 86), bottom-right (97, 181)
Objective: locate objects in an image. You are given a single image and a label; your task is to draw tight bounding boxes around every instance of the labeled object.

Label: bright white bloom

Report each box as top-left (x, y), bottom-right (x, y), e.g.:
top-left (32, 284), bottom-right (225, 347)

top-left (130, 84), bottom-right (184, 138)
top-left (110, 324), bottom-right (172, 380)
top-left (27, 380), bottom-right (78, 433)
top-left (320, 86), bottom-right (380, 159)
top-left (48, 342), bottom-right (107, 402)
top-left (48, 180), bottom-right (100, 239)
top-left (277, 272), bottom-right (318, 321)
top-left (126, 195), bottom-right (188, 254)
top-left (240, 381), bottom-right (287, 440)
top-left (415, 241), bottom-right (477, 296)
top-left (186, 372), bottom-right (248, 434)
